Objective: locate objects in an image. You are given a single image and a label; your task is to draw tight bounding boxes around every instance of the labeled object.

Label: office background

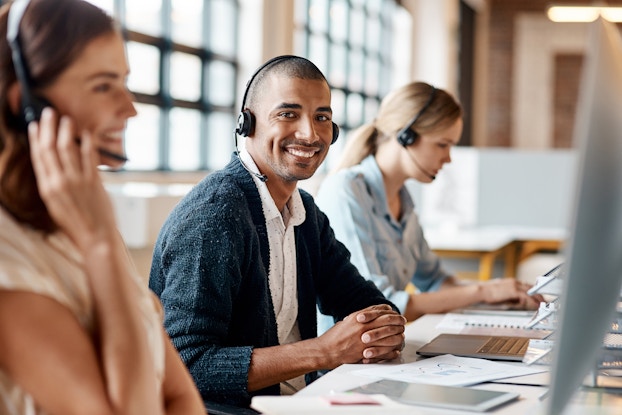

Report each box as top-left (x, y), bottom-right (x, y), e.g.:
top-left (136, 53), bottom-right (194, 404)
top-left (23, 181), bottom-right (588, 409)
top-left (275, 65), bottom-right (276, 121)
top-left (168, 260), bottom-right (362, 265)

top-left (53, 0), bottom-right (619, 174)
top-left (7, 0), bottom-right (619, 278)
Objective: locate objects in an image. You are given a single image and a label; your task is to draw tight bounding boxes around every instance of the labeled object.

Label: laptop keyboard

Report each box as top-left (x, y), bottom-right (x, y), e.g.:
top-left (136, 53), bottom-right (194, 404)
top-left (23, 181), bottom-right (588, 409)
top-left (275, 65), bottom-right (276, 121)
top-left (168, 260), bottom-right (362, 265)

top-left (477, 336), bottom-right (529, 356)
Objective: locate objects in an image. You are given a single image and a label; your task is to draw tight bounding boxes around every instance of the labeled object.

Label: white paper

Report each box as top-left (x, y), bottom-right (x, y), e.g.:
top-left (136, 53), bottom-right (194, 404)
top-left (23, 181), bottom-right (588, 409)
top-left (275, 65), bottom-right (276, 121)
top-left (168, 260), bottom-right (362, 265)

top-left (251, 394), bottom-right (414, 415)
top-left (352, 354), bottom-right (547, 387)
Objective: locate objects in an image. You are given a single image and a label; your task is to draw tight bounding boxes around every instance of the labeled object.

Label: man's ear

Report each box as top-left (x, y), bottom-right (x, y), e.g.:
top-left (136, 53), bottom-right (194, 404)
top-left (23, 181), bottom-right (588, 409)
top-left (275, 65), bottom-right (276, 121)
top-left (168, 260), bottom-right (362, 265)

top-left (7, 82), bottom-right (21, 116)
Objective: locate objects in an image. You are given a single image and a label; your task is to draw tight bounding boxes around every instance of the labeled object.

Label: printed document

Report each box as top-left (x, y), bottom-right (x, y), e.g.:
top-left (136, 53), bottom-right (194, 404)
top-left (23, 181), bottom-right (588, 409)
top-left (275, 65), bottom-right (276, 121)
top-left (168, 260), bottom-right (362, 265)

top-left (352, 354), bottom-right (547, 387)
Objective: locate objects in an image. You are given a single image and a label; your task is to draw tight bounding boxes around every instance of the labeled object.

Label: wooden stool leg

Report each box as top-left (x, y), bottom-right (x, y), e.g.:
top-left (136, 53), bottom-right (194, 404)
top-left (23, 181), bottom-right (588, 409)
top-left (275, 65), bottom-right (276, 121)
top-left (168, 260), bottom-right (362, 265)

top-left (504, 242), bottom-right (518, 278)
top-left (479, 253), bottom-right (494, 281)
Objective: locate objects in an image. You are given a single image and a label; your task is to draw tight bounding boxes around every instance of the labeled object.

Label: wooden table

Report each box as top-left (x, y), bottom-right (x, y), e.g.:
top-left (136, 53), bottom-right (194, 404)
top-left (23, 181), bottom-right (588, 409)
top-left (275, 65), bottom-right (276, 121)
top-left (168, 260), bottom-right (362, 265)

top-left (424, 226), bottom-right (567, 281)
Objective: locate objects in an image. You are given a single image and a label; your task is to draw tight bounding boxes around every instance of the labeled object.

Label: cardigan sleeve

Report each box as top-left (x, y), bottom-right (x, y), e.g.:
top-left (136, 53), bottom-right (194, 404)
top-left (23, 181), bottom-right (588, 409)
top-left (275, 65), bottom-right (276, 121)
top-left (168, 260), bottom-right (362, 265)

top-left (149, 177), bottom-right (271, 407)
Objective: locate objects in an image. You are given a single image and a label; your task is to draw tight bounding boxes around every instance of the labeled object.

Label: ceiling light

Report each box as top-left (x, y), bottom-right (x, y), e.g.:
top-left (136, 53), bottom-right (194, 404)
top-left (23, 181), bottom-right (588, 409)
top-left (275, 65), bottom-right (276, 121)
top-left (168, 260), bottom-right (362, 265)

top-left (547, 6), bottom-right (622, 22)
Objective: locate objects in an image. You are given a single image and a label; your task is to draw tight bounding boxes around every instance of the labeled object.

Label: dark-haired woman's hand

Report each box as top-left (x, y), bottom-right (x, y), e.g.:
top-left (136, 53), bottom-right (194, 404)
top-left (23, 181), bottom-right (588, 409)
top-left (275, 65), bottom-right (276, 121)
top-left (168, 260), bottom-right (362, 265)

top-left (28, 107), bottom-right (118, 253)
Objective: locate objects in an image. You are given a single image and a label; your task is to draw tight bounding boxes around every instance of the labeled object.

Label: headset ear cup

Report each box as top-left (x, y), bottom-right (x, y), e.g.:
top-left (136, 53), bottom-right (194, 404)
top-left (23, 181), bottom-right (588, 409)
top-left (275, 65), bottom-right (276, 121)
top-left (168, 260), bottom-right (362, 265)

top-left (397, 128), bottom-right (417, 147)
top-left (331, 122), bottom-right (339, 144)
top-left (235, 109), bottom-right (255, 137)
top-left (22, 94), bottom-right (50, 125)
top-left (396, 86), bottom-right (436, 148)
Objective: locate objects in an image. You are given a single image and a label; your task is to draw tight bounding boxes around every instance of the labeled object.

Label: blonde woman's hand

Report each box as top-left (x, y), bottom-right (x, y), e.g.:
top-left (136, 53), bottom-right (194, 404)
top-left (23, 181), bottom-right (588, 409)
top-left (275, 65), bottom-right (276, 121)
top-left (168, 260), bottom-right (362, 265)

top-left (479, 278), bottom-right (544, 310)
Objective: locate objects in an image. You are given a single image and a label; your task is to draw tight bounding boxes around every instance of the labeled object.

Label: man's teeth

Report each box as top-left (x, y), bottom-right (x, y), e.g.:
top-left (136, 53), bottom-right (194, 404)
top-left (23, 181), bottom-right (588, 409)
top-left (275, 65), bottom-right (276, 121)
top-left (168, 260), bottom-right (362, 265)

top-left (287, 148), bottom-right (316, 158)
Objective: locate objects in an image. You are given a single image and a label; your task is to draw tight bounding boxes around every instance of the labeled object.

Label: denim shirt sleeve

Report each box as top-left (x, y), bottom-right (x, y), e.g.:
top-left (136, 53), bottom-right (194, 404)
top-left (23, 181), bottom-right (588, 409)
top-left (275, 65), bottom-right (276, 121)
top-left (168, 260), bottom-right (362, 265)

top-left (316, 170), bottom-right (450, 315)
top-left (316, 172), bottom-right (410, 313)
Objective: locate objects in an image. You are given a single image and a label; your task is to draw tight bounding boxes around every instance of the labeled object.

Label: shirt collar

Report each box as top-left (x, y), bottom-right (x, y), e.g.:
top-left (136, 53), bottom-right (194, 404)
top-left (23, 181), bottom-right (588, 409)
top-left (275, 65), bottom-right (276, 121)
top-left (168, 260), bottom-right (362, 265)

top-left (359, 155), bottom-right (414, 223)
top-left (239, 144), bottom-right (306, 226)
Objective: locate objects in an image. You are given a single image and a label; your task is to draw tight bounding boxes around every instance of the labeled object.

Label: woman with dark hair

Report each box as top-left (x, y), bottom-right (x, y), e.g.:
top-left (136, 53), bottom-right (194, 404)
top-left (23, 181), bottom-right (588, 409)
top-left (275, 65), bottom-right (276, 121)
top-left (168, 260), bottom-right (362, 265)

top-left (317, 82), bottom-right (543, 333)
top-left (0, 1), bottom-right (204, 414)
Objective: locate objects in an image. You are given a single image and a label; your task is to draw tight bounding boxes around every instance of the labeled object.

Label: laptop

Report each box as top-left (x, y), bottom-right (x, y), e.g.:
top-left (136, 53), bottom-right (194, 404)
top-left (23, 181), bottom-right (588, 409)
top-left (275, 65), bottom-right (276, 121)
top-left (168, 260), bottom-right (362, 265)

top-left (417, 333), bottom-right (530, 362)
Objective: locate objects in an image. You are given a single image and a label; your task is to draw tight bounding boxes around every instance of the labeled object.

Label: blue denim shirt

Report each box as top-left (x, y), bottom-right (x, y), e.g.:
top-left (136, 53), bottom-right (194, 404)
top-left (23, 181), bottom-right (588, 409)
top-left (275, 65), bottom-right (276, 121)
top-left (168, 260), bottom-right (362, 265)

top-left (315, 155), bottom-right (450, 332)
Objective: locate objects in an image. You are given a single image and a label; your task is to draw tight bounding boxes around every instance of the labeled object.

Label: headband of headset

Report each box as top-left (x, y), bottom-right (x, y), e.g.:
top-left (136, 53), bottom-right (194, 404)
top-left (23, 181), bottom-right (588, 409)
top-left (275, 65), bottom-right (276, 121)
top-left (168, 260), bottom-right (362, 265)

top-left (7, 0), bottom-right (48, 126)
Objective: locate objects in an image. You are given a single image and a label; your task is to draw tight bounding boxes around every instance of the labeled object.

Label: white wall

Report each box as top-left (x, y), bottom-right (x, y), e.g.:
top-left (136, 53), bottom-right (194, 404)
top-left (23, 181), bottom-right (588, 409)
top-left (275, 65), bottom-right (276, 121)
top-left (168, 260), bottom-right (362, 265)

top-left (105, 182), bottom-right (193, 281)
top-left (411, 147), bottom-right (578, 230)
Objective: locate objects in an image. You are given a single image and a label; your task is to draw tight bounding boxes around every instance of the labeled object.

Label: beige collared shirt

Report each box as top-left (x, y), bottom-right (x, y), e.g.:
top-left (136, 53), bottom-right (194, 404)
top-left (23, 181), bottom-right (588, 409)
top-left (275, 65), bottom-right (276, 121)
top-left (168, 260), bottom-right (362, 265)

top-left (239, 147), bottom-right (307, 393)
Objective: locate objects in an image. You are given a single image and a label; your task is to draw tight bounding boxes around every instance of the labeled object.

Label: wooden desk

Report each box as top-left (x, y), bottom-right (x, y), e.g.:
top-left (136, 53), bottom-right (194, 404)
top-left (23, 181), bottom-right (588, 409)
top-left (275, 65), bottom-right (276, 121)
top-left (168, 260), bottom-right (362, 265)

top-left (425, 226), bottom-right (567, 281)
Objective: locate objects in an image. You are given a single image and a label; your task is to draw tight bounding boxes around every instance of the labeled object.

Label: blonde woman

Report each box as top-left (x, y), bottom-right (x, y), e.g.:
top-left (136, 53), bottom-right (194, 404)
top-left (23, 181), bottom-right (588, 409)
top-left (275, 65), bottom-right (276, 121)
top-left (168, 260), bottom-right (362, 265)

top-left (316, 82), bottom-right (543, 332)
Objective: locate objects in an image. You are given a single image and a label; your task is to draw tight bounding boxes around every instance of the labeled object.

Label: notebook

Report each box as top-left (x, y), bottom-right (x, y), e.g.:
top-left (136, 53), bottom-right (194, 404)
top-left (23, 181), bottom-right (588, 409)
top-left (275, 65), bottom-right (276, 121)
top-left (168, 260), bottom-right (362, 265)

top-left (436, 312), bottom-right (554, 338)
top-left (416, 333), bottom-right (530, 362)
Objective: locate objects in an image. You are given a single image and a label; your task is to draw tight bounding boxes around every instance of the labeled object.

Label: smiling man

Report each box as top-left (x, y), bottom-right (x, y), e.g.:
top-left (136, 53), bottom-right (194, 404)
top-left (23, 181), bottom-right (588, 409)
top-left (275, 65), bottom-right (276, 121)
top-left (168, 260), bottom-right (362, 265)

top-left (149, 56), bottom-right (406, 410)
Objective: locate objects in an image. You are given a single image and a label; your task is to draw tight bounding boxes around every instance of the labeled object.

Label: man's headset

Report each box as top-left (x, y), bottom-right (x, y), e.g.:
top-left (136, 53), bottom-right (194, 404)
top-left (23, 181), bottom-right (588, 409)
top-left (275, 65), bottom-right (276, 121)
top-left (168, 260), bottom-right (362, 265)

top-left (234, 55), bottom-right (339, 144)
top-left (396, 86), bottom-right (437, 147)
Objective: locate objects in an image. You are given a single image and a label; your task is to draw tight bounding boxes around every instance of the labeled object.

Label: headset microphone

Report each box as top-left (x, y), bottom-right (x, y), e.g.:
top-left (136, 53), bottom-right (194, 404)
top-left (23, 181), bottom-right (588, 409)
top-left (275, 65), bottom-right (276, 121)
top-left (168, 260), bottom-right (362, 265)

top-left (404, 147), bottom-right (436, 180)
top-left (233, 132), bottom-right (268, 182)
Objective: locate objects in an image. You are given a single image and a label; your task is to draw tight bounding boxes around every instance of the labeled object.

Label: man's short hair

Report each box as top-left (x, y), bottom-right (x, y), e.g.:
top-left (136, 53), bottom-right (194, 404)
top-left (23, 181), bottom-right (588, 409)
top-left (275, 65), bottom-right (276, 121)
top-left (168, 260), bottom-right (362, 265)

top-left (246, 56), bottom-right (328, 111)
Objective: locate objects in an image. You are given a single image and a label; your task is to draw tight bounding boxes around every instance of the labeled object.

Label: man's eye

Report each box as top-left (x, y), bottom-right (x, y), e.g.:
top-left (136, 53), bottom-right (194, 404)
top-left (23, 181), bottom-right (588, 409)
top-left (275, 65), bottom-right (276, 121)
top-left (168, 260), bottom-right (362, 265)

top-left (279, 112), bottom-right (295, 118)
top-left (317, 115), bottom-right (330, 121)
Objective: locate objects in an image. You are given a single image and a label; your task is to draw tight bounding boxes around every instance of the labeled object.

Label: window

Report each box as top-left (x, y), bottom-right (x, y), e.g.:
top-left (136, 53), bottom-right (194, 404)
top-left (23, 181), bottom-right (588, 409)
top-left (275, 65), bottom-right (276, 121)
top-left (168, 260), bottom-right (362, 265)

top-left (88, 0), bottom-right (239, 171)
top-left (294, 0), bottom-right (398, 168)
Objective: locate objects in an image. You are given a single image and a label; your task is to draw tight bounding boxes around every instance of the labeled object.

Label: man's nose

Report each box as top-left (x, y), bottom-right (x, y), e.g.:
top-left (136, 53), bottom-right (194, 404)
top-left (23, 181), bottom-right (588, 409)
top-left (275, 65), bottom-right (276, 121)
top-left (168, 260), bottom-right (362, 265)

top-left (295, 116), bottom-right (318, 141)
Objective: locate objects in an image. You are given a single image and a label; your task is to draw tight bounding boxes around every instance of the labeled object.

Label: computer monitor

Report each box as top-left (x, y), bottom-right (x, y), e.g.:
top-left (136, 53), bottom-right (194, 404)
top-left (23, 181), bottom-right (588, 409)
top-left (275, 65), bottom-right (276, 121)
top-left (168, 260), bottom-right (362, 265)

top-left (546, 17), bottom-right (622, 415)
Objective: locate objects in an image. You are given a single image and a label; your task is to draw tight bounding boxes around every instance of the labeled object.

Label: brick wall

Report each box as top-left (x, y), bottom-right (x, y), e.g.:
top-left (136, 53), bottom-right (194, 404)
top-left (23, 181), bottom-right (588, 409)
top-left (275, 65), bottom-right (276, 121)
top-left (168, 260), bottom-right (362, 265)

top-left (485, 0), bottom-right (622, 148)
top-left (553, 54), bottom-right (583, 148)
